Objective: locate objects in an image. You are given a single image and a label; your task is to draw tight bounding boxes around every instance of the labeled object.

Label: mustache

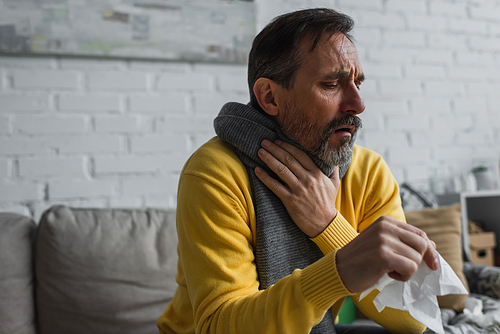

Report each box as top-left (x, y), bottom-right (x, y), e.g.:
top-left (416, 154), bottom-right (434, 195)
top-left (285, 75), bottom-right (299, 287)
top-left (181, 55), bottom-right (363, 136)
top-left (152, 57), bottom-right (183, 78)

top-left (322, 114), bottom-right (363, 141)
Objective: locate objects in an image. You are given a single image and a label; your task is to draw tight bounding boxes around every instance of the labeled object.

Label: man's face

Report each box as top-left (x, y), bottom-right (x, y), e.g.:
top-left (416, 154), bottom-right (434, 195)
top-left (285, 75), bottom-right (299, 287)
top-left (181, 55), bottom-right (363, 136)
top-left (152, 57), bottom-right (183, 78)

top-left (277, 33), bottom-right (365, 166)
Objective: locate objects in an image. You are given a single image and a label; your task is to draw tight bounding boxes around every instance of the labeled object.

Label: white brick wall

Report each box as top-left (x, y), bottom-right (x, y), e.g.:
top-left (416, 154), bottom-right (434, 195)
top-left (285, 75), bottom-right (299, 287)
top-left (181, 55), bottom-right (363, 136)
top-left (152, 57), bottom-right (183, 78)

top-left (0, 159), bottom-right (10, 177)
top-left (13, 70), bottom-right (80, 90)
top-left (13, 115), bottom-right (88, 135)
top-left (88, 71), bottom-right (149, 91)
top-left (1, 0), bottom-right (500, 218)
top-left (0, 93), bottom-right (49, 111)
top-left (59, 94), bottom-right (122, 112)
top-left (130, 135), bottom-right (188, 153)
top-left (129, 93), bottom-right (187, 113)
top-left (18, 157), bottom-right (86, 178)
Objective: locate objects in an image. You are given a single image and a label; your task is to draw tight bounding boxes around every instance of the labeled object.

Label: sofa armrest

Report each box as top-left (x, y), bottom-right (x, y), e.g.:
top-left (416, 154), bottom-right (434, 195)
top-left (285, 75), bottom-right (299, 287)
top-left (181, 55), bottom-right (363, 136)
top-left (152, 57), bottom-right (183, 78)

top-left (0, 213), bottom-right (37, 334)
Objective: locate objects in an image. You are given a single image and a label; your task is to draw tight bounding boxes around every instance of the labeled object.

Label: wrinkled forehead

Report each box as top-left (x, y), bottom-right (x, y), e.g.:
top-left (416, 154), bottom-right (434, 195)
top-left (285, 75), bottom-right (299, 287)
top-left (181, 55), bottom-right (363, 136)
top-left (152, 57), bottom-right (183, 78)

top-left (331, 34), bottom-right (360, 67)
top-left (301, 32), bottom-right (362, 73)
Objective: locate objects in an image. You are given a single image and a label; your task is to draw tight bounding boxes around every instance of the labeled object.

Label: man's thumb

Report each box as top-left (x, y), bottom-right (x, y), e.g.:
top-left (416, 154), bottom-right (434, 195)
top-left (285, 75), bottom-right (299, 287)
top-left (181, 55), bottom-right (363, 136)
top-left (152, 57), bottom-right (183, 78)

top-left (330, 166), bottom-right (340, 188)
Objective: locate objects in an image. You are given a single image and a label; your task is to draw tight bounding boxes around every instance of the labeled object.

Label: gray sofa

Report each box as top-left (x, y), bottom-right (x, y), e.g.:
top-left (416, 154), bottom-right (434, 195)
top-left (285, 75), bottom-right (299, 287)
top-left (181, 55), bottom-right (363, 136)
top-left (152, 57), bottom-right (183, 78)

top-left (0, 205), bottom-right (178, 334)
top-left (2, 204), bottom-right (500, 334)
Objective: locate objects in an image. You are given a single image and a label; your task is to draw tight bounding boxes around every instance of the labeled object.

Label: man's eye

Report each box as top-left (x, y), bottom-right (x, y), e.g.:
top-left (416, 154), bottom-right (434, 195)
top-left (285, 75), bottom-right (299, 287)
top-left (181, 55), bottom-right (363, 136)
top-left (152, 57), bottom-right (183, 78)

top-left (324, 83), bottom-right (338, 88)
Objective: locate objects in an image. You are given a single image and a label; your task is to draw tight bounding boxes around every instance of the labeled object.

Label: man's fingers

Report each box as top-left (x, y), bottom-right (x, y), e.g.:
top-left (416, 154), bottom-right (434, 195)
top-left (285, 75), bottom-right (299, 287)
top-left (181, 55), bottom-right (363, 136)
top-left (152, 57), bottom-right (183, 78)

top-left (260, 140), bottom-right (308, 181)
top-left (423, 244), bottom-right (439, 271)
top-left (274, 140), bottom-right (317, 171)
top-left (338, 216), bottom-right (440, 293)
top-left (254, 166), bottom-right (290, 199)
top-left (390, 218), bottom-right (439, 271)
top-left (256, 139), bottom-right (340, 238)
top-left (386, 253), bottom-right (419, 282)
top-left (396, 228), bottom-right (428, 258)
top-left (390, 237), bottom-right (424, 268)
top-left (257, 145), bottom-right (298, 186)
top-left (329, 166), bottom-right (340, 188)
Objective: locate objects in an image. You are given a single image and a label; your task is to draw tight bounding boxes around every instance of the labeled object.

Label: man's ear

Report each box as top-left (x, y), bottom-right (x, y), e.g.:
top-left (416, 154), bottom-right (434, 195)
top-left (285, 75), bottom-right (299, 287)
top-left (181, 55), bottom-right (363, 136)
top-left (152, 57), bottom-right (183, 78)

top-left (253, 78), bottom-right (281, 116)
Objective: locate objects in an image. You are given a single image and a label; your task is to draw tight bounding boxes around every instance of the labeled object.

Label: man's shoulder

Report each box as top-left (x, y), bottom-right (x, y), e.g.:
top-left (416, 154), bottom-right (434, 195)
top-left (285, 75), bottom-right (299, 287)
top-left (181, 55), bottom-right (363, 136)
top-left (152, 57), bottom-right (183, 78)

top-left (347, 144), bottom-right (393, 184)
top-left (182, 136), bottom-right (248, 181)
top-left (352, 144), bottom-right (384, 167)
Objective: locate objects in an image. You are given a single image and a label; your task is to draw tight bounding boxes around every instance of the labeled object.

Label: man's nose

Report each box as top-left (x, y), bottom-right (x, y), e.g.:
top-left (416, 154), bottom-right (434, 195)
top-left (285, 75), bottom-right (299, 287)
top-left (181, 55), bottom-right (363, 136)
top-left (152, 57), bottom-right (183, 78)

top-left (340, 82), bottom-right (365, 115)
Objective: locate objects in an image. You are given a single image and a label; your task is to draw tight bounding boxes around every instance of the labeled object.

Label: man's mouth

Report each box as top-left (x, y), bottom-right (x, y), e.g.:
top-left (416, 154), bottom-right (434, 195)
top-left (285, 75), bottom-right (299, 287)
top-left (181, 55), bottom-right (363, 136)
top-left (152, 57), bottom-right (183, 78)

top-left (321, 115), bottom-right (362, 145)
top-left (333, 124), bottom-right (355, 135)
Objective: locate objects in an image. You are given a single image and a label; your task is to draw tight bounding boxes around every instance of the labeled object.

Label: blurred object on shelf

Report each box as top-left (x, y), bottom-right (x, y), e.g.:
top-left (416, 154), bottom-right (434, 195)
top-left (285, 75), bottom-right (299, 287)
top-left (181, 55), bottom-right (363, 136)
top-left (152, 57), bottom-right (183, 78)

top-left (469, 232), bottom-right (496, 267)
top-left (472, 165), bottom-right (500, 191)
top-left (468, 220), bottom-right (486, 234)
top-left (468, 220), bottom-right (497, 267)
top-left (430, 165), bottom-right (450, 195)
top-left (450, 172), bottom-right (477, 193)
top-left (465, 172), bottom-right (477, 192)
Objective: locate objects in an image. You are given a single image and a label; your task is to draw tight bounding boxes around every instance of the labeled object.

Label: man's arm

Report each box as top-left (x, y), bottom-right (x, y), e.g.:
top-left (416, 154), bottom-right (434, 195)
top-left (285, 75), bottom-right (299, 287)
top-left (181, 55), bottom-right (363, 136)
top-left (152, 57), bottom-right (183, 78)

top-left (255, 139), bottom-right (437, 332)
top-left (255, 139), bottom-right (437, 283)
top-left (164, 144), bottom-right (354, 334)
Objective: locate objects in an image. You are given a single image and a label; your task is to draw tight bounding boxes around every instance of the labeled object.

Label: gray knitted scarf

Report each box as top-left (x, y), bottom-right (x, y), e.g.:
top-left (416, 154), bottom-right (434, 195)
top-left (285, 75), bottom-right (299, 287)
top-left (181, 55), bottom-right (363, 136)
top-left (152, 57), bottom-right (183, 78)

top-left (214, 102), bottom-right (354, 334)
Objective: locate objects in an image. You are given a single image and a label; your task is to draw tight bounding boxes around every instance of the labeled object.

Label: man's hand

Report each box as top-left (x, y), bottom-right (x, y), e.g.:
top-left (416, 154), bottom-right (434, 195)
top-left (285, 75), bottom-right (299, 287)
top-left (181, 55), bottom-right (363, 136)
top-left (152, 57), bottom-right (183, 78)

top-left (336, 216), bottom-right (439, 293)
top-left (254, 139), bottom-right (339, 238)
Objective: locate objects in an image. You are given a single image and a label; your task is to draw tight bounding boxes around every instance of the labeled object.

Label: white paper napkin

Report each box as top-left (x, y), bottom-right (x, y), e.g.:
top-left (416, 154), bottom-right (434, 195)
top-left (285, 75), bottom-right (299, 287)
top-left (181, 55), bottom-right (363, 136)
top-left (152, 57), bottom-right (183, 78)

top-left (358, 253), bottom-right (468, 334)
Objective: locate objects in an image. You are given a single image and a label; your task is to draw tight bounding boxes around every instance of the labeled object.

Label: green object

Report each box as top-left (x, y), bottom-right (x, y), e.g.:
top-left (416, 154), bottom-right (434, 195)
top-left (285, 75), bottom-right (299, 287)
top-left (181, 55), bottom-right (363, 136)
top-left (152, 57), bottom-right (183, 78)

top-left (338, 296), bottom-right (356, 324)
top-left (472, 166), bottom-right (488, 172)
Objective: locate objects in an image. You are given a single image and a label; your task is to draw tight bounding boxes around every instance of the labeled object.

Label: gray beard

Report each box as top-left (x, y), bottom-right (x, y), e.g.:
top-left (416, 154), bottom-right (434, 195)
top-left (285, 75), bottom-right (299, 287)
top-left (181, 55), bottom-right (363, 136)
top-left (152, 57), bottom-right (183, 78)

top-left (280, 98), bottom-right (362, 168)
top-left (316, 134), bottom-right (355, 166)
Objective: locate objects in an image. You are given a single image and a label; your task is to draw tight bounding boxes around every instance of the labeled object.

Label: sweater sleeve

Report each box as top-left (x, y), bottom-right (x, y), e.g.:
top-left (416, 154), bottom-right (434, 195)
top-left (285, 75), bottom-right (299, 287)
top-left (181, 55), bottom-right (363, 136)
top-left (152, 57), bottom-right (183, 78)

top-left (351, 156), bottom-right (426, 333)
top-left (309, 149), bottom-right (427, 334)
top-left (312, 211), bottom-right (358, 254)
top-left (172, 172), bottom-right (353, 334)
top-left (312, 222), bottom-right (427, 334)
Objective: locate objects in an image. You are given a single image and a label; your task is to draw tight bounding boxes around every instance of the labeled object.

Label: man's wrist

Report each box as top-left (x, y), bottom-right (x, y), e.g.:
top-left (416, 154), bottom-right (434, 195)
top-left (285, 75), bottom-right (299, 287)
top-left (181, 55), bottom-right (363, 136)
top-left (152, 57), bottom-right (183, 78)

top-left (311, 211), bottom-right (358, 254)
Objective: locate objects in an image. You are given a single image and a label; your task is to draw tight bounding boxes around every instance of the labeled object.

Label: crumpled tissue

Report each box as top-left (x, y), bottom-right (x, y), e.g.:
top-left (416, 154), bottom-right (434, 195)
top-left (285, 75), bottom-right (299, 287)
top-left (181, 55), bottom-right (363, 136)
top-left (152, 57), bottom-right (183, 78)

top-left (463, 296), bottom-right (500, 328)
top-left (359, 253), bottom-right (468, 334)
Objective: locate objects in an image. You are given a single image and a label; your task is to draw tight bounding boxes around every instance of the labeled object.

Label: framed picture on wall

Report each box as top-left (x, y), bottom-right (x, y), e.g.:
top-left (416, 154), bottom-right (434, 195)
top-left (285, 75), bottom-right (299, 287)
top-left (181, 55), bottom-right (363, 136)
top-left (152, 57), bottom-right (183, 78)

top-left (0, 0), bottom-right (255, 63)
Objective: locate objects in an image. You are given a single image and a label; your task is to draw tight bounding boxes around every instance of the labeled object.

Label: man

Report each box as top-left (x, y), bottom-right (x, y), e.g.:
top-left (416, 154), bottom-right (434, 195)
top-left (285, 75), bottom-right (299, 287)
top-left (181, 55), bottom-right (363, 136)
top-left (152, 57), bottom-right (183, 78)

top-left (158, 8), bottom-right (438, 334)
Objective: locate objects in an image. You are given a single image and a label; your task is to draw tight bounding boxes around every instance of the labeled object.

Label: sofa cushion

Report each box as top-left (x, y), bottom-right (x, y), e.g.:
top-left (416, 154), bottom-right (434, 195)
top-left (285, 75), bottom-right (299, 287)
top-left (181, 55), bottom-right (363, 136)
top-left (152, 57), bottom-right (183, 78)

top-left (0, 213), bottom-right (37, 334)
top-left (405, 203), bottom-right (469, 312)
top-left (35, 206), bottom-right (178, 334)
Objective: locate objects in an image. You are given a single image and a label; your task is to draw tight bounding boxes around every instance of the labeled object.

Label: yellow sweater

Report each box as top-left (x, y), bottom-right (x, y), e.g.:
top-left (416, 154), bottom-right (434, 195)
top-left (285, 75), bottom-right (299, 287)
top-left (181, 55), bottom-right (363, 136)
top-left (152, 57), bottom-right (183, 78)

top-left (157, 137), bottom-right (426, 334)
